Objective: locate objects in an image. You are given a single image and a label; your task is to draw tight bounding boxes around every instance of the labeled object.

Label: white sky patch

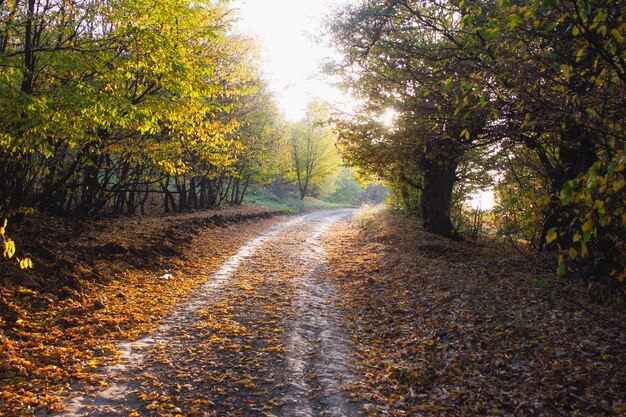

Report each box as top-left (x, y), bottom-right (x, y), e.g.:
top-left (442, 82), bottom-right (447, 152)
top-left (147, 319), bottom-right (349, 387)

top-left (230, 0), bottom-right (353, 121)
top-left (467, 190), bottom-right (495, 211)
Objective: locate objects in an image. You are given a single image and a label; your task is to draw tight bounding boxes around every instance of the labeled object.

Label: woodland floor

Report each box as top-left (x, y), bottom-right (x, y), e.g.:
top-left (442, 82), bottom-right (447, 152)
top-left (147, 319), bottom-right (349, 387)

top-left (324, 207), bottom-right (626, 416)
top-left (1, 206), bottom-right (625, 416)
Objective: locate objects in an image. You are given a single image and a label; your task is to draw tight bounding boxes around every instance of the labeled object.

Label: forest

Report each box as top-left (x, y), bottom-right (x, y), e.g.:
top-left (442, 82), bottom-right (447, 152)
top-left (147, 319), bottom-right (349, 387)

top-left (0, 0), bottom-right (625, 416)
top-left (0, 0), bottom-right (377, 266)
top-left (2, 0), bottom-right (623, 288)
top-left (327, 0), bottom-right (625, 296)
top-left (0, 0), bottom-right (356, 220)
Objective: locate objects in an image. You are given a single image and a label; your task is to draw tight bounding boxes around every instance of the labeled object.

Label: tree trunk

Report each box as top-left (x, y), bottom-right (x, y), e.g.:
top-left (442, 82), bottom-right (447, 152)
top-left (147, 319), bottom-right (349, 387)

top-left (229, 177), bottom-right (238, 205)
top-left (237, 176), bottom-right (251, 205)
top-left (176, 177), bottom-right (187, 212)
top-left (420, 158), bottom-right (458, 238)
top-left (187, 178), bottom-right (198, 210)
top-left (199, 177), bottom-right (207, 208)
top-left (205, 179), bottom-right (218, 208)
top-left (126, 192), bottom-right (136, 215)
top-left (139, 189), bottom-right (149, 215)
top-left (299, 181), bottom-right (307, 200)
top-left (21, 0), bottom-right (36, 94)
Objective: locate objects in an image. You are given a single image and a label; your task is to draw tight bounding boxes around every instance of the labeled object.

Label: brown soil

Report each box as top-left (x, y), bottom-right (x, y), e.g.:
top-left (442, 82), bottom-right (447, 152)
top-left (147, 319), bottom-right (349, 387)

top-left (3, 206), bottom-right (283, 293)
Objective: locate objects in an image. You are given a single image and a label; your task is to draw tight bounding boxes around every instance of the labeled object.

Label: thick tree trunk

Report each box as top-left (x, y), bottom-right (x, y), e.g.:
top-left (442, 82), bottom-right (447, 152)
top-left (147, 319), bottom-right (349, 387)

top-left (420, 158), bottom-right (458, 238)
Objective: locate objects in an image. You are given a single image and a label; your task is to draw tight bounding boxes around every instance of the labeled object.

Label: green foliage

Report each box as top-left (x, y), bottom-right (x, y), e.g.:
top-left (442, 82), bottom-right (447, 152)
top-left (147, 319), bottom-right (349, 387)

top-left (328, 0), bottom-right (626, 297)
top-left (477, 0), bottom-right (626, 293)
top-left (492, 146), bottom-right (550, 247)
top-left (244, 189), bottom-right (347, 214)
top-left (325, 167), bottom-right (365, 206)
top-left (287, 101), bottom-right (341, 200)
top-left (327, 0), bottom-right (495, 236)
top-left (0, 0), bottom-right (286, 217)
top-left (553, 150), bottom-right (626, 292)
top-left (386, 176), bottom-right (422, 216)
top-left (232, 82), bottom-right (290, 189)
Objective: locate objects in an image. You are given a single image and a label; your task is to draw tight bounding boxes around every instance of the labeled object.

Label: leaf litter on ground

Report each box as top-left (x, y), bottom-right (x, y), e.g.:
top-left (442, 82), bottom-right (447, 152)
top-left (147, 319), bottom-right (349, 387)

top-left (0, 206), bottom-right (285, 415)
top-left (323, 206), bottom-right (626, 417)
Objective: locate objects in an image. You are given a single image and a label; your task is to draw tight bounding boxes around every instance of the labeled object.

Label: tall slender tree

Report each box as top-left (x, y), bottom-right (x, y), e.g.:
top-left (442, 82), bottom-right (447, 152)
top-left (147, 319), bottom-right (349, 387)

top-left (289, 101), bottom-right (341, 200)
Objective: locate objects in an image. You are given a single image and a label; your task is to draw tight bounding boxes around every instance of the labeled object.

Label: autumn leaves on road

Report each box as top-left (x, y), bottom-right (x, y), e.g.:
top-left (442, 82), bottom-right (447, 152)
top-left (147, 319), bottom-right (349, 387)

top-left (46, 210), bottom-right (360, 417)
top-left (5, 207), bottom-right (625, 416)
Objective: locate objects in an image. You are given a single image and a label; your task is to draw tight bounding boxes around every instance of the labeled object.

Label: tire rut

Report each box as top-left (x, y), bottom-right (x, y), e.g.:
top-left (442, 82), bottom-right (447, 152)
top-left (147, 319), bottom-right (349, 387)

top-left (280, 213), bottom-right (361, 417)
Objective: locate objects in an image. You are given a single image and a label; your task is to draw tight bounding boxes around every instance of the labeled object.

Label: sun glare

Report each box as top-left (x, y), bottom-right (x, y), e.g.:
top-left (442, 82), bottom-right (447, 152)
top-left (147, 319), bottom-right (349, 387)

top-left (380, 108), bottom-right (398, 127)
top-left (231, 0), bottom-right (353, 120)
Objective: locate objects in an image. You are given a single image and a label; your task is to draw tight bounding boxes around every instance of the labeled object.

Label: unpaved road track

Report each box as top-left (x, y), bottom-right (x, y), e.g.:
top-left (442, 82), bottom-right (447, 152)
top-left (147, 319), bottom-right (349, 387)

top-left (42, 209), bottom-right (361, 417)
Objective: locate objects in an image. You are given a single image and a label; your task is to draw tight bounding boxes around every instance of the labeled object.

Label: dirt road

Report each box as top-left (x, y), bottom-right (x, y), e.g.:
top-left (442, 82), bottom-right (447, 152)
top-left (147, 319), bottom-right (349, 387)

top-left (44, 209), bottom-right (361, 417)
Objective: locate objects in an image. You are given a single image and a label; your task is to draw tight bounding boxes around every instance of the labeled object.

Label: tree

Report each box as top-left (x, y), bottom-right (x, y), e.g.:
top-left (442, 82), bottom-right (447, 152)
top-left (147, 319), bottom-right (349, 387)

top-left (326, 167), bottom-right (366, 205)
top-left (328, 0), bottom-right (495, 236)
top-left (328, 0), bottom-right (626, 294)
top-left (0, 0), bottom-right (279, 218)
top-left (454, 0), bottom-right (626, 287)
top-left (289, 101), bottom-right (341, 200)
top-left (226, 80), bottom-right (289, 205)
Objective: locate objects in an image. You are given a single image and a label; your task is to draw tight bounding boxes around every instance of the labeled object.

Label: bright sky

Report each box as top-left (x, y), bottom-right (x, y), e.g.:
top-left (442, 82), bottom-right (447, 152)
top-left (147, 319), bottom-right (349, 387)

top-left (231, 0), bottom-right (351, 121)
